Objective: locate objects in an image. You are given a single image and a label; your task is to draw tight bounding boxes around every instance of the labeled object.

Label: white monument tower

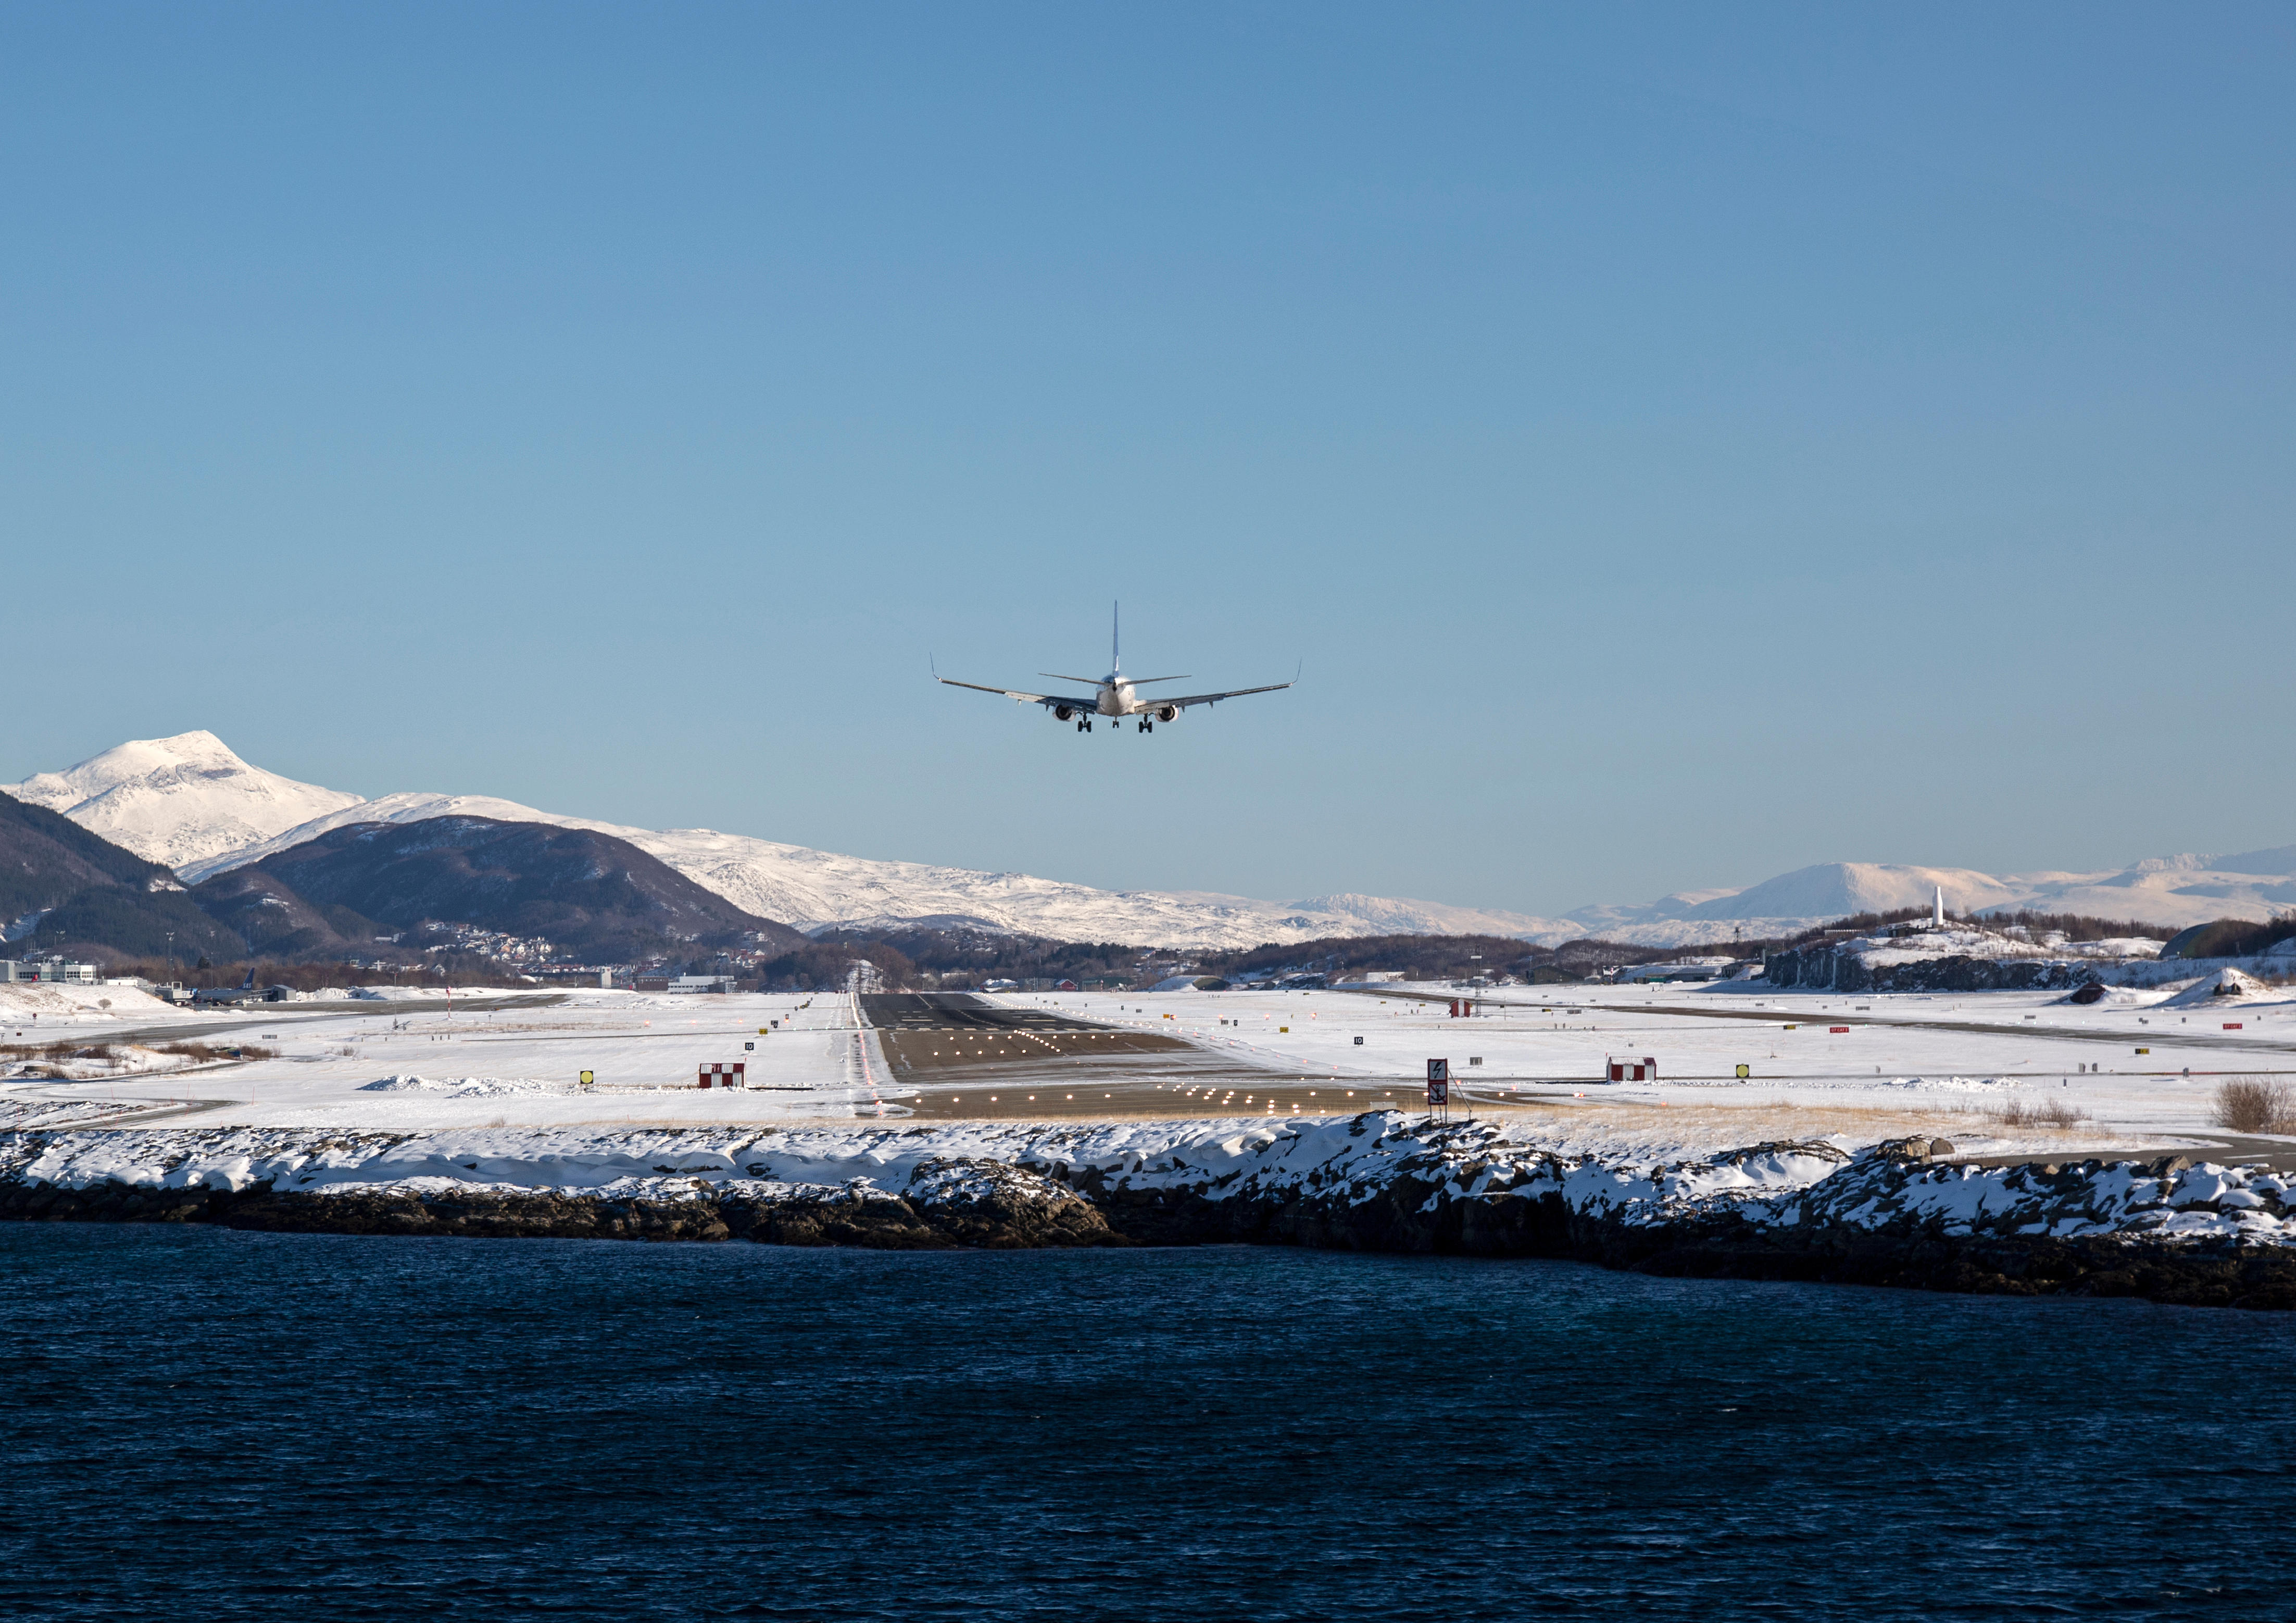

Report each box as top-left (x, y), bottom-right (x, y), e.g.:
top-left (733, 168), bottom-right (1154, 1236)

top-left (1932, 884), bottom-right (1946, 930)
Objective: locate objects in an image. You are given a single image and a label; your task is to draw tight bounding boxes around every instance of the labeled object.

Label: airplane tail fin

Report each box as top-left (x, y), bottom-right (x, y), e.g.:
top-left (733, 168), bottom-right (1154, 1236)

top-left (240, 967), bottom-right (255, 989)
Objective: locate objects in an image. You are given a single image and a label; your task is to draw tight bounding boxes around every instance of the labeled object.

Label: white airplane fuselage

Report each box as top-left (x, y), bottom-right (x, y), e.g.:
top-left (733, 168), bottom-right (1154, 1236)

top-left (1064, 675), bottom-right (1180, 721)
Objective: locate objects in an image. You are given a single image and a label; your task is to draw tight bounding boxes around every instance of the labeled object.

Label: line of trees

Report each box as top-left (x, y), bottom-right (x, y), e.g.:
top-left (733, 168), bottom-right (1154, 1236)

top-left (103, 956), bottom-right (546, 992)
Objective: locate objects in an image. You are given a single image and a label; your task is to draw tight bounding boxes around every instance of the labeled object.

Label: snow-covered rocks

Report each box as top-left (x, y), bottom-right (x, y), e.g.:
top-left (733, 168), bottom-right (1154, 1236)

top-left (2, 1113), bottom-right (2290, 1303)
top-left (0, 1110), bottom-right (2269, 1245)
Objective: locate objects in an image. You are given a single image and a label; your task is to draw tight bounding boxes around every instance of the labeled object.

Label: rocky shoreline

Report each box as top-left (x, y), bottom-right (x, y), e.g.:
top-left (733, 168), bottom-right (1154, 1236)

top-left (5, 1118), bottom-right (2292, 1310)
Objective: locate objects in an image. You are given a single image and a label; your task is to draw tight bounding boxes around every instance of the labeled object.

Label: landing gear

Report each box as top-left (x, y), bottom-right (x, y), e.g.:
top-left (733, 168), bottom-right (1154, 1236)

top-left (1137, 720), bottom-right (1152, 733)
top-left (1077, 719), bottom-right (1092, 733)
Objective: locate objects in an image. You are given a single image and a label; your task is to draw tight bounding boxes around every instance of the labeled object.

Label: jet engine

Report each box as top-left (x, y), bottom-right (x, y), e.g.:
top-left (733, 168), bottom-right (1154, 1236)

top-left (1052, 705), bottom-right (1074, 722)
top-left (1155, 704), bottom-right (1179, 723)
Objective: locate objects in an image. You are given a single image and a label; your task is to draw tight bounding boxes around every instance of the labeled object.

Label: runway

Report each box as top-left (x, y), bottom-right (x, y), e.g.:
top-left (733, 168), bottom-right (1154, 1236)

top-left (858, 992), bottom-right (1430, 1121)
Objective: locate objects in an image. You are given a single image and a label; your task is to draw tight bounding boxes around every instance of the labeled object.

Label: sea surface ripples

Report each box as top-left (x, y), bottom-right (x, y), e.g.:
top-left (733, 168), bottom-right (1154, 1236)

top-left (3, 1226), bottom-right (2292, 1619)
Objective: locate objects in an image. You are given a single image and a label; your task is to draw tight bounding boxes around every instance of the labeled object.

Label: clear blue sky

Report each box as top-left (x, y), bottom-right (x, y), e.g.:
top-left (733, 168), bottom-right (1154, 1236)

top-left (6, 3), bottom-right (2291, 918)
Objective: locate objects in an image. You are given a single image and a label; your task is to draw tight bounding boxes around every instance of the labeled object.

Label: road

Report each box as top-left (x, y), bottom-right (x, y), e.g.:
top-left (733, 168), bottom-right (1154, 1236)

top-left (858, 992), bottom-right (1420, 1121)
top-left (1338, 987), bottom-right (2296, 1061)
top-left (12, 993), bottom-right (573, 1051)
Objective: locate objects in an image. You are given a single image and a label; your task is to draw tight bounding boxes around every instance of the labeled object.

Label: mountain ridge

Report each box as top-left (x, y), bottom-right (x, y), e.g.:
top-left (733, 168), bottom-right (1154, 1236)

top-left (0, 791), bottom-right (246, 963)
top-left (9, 734), bottom-right (2289, 950)
top-left (231, 816), bottom-right (809, 964)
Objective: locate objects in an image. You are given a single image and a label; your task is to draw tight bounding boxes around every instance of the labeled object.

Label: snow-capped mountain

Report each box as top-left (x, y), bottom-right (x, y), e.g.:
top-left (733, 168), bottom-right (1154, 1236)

top-left (1559, 863), bottom-right (2024, 947)
top-left (9, 735), bottom-right (2291, 950)
top-left (2, 732), bottom-right (365, 871)
top-left (1560, 857), bottom-right (2296, 947)
top-left (9, 736), bottom-right (1574, 951)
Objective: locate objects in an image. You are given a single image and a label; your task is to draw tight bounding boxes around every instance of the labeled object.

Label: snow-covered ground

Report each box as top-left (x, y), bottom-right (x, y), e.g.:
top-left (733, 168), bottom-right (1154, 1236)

top-left (4, 979), bottom-right (2290, 1170)
top-left (1, 988), bottom-right (893, 1130)
top-left (990, 979), bottom-right (2296, 1156)
top-left (0, 982), bottom-right (177, 1022)
top-left (5, 978), bottom-right (2291, 1262)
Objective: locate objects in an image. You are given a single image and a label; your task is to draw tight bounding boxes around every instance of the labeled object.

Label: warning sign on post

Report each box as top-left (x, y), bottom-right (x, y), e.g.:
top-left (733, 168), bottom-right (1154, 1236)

top-left (1426, 1057), bottom-right (1449, 1107)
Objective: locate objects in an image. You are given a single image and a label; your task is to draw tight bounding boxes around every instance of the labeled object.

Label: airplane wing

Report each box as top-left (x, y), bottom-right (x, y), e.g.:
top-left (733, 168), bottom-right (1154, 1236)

top-left (935, 676), bottom-right (1097, 711)
top-left (1143, 679), bottom-right (1295, 713)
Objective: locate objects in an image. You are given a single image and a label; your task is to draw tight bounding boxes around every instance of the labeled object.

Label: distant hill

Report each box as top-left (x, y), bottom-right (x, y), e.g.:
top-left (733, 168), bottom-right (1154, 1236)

top-left (1, 795), bottom-right (815, 967)
top-left (189, 865), bottom-right (387, 963)
top-left (0, 792), bottom-right (244, 963)
top-left (229, 817), bottom-right (809, 963)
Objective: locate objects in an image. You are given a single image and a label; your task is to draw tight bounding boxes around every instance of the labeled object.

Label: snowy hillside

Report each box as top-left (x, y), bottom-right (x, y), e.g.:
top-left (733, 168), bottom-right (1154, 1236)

top-left (1680, 862), bottom-right (2021, 921)
top-left (2, 732), bottom-right (363, 871)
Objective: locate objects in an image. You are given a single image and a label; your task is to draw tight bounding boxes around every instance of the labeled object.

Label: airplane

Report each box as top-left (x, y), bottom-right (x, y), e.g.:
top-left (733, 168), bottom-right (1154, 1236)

top-left (934, 603), bottom-right (1295, 733)
top-left (192, 967), bottom-right (260, 1006)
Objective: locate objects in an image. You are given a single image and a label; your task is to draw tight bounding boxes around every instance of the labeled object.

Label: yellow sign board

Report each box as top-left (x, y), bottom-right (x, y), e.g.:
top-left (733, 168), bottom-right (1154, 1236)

top-left (1735, 1064), bottom-right (1750, 1079)
top-left (579, 1070), bottom-right (594, 1087)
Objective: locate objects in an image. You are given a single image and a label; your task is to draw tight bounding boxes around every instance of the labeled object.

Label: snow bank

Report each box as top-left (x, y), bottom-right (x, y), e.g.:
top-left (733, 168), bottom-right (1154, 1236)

top-left (358, 1075), bottom-right (563, 1097)
top-left (0, 984), bottom-right (175, 1022)
top-left (2161, 968), bottom-right (2276, 1007)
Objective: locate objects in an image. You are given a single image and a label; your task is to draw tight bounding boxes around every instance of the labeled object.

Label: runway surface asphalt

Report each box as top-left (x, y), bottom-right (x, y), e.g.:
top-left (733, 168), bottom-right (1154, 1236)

top-left (857, 992), bottom-right (1438, 1122)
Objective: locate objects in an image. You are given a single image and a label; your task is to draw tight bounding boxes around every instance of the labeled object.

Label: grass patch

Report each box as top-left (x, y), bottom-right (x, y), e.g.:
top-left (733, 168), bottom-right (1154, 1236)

top-left (2212, 1077), bottom-right (2296, 1135)
top-left (155, 1041), bottom-right (278, 1065)
top-left (1988, 1095), bottom-right (2092, 1130)
top-left (2, 1042), bottom-right (118, 1064)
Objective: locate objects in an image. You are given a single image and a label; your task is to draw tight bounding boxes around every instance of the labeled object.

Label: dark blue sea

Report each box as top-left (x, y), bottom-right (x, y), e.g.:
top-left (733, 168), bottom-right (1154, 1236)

top-left (3, 1227), bottom-right (2292, 1620)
